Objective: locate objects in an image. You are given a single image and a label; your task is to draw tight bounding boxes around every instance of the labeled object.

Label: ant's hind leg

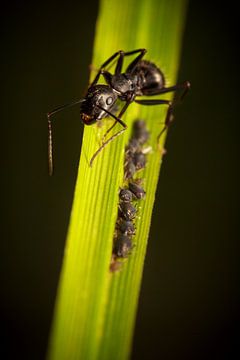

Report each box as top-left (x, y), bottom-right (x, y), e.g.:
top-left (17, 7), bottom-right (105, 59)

top-left (157, 111), bottom-right (174, 144)
top-left (134, 98), bottom-right (174, 145)
top-left (143, 81), bottom-right (191, 101)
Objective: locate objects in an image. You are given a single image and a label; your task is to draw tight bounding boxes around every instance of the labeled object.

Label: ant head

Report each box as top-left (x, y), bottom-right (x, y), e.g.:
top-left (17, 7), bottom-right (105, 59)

top-left (81, 84), bottom-right (118, 124)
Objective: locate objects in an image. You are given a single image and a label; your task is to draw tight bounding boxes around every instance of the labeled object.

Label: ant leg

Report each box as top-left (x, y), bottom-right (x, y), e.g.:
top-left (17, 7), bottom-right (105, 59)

top-left (90, 105), bottom-right (129, 166)
top-left (134, 99), bottom-right (171, 106)
top-left (157, 111), bottom-right (174, 143)
top-left (176, 81), bottom-right (191, 101)
top-left (134, 98), bottom-right (174, 142)
top-left (143, 81), bottom-right (191, 101)
top-left (137, 81), bottom-right (190, 141)
top-left (90, 127), bottom-right (127, 167)
top-left (123, 48), bottom-right (147, 56)
top-left (115, 48), bottom-right (147, 74)
top-left (134, 82), bottom-right (190, 147)
top-left (101, 70), bottom-right (113, 87)
top-left (91, 51), bottom-right (125, 86)
top-left (125, 49), bottom-right (147, 73)
top-left (102, 120), bottom-right (118, 142)
top-left (47, 99), bottom-right (85, 176)
top-left (91, 49), bottom-right (147, 85)
top-left (101, 100), bottom-right (132, 142)
top-left (115, 51), bottom-right (124, 75)
top-left (98, 49), bottom-right (147, 78)
top-left (96, 105), bottom-right (127, 128)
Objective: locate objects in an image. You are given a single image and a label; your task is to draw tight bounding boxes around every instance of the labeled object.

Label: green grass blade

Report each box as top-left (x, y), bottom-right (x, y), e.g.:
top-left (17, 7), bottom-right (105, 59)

top-left (47, 1), bottom-right (188, 359)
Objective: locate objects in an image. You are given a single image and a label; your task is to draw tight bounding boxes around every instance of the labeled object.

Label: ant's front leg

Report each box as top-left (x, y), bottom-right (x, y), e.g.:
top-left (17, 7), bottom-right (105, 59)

top-left (101, 99), bottom-right (132, 143)
top-left (90, 105), bottom-right (128, 167)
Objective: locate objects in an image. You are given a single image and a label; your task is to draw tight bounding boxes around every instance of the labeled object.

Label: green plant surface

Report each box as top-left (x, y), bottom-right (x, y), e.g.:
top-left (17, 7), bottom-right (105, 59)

top-left (47, 0), bottom-right (188, 359)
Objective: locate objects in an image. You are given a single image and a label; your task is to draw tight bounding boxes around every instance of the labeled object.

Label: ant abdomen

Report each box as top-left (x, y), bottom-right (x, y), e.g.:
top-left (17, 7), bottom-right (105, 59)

top-left (127, 60), bottom-right (165, 96)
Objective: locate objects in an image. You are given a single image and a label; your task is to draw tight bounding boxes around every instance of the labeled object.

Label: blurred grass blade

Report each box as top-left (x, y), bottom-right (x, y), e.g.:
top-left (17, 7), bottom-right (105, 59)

top-left (47, 0), bottom-right (188, 359)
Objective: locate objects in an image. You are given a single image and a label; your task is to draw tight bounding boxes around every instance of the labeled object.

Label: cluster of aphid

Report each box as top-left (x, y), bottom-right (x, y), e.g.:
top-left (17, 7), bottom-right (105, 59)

top-left (110, 119), bottom-right (150, 272)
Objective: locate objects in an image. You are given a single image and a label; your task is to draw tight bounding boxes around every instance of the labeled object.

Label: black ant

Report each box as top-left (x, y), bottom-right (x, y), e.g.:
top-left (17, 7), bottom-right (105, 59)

top-left (47, 48), bottom-right (190, 175)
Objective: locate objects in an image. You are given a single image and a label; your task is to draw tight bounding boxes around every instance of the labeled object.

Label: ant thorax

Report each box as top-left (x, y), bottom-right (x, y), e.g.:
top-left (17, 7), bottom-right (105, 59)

top-left (111, 74), bottom-right (138, 96)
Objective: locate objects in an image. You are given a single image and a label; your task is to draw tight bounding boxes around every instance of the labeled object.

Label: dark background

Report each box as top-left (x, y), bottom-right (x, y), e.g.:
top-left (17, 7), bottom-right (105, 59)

top-left (1, 1), bottom-right (239, 359)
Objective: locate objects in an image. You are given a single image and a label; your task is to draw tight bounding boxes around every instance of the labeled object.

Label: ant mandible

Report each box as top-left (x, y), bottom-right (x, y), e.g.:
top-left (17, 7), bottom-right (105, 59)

top-left (47, 48), bottom-right (190, 175)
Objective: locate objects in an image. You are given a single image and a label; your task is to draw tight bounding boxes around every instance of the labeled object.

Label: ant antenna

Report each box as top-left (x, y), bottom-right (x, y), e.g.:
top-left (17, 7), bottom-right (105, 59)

top-left (47, 99), bottom-right (85, 176)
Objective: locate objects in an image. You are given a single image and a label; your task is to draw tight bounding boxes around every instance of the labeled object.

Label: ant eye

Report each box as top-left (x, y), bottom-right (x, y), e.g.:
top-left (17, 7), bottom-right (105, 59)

top-left (106, 96), bottom-right (113, 105)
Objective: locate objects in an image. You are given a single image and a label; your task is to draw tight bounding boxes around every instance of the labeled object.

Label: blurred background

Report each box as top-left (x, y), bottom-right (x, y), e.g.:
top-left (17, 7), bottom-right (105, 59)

top-left (1, 1), bottom-right (239, 359)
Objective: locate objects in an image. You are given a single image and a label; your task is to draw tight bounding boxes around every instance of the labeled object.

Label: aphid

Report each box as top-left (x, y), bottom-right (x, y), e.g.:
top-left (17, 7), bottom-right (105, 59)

top-left (129, 181), bottom-right (146, 200)
top-left (125, 138), bottom-right (142, 155)
top-left (118, 220), bottom-right (135, 236)
top-left (47, 49), bottom-right (190, 174)
top-left (132, 152), bottom-right (146, 170)
top-left (113, 234), bottom-right (133, 258)
top-left (132, 119), bottom-right (150, 144)
top-left (119, 188), bottom-right (133, 202)
top-left (124, 119), bottom-right (151, 177)
top-left (124, 159), bottom-right (136, 179)
top-left (119, 202), bottom-right (137, 221)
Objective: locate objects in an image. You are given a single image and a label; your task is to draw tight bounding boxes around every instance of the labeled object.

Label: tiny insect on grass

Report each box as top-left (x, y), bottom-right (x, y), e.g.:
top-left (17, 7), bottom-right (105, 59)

top-left (113, 234), bottom-right (133, 258)
top-left (119, 202), bottom-right (137, 221)
top-left (118, 220), bottom-right (135, 236)
top-left (47, 49), bottom-right (190, 175)
top-left (119, 188), bottom-right (133, 202)
top-left (129, 181), bottom-right (146, 200)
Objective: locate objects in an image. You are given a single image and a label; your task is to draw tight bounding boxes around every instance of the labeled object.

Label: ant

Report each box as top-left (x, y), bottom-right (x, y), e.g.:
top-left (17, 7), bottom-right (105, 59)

top-left (47, 49), bottom-right (190, 175)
